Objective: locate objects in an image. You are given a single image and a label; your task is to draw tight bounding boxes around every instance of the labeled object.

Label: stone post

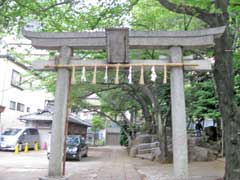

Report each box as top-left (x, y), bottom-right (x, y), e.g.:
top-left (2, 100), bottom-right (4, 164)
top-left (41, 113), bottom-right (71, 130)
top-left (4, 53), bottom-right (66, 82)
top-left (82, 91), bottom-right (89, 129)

top-left (40, 46), bottom-right (71, 180)
top-left (170, 46), bottom-right (188, 178)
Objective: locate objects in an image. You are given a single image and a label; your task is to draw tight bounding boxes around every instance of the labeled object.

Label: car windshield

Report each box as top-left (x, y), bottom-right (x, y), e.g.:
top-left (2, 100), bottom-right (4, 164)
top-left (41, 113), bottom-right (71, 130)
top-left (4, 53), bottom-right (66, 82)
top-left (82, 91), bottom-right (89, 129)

top-left (66, 136), bottom-right (80, 145)
top-left (2, 128), bottom-right (21, 136)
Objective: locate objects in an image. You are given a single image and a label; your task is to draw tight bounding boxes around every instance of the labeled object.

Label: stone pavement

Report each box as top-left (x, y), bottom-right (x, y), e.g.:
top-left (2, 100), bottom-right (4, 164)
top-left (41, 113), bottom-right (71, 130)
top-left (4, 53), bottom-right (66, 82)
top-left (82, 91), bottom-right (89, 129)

top-left (69, 146), bottom-right (224, 180)
top-left (66, 146), bottom-right (144, 180)
top-left (133, 154), bottom-right (224, 180)
top-left (95, 147), bottom-right (144, 180)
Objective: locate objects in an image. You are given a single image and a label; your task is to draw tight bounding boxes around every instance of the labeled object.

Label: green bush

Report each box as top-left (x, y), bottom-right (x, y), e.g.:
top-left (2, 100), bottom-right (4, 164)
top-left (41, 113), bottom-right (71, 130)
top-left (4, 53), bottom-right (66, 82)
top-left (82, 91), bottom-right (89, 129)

top-left (96, 139), bottom-right (105, 146)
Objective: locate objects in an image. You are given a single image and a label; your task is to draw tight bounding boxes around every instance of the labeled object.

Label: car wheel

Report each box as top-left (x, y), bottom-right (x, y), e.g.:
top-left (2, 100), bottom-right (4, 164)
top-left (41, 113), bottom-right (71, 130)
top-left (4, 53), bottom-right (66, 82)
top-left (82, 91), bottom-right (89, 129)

top-left (77, 151), bottom-right (82, 161)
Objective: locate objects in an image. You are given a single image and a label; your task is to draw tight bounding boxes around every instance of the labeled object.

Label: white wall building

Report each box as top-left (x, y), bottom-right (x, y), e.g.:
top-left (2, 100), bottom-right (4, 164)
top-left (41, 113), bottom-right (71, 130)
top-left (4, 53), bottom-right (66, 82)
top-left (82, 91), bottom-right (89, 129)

top-left (0, 55), bottom-right (51, 133)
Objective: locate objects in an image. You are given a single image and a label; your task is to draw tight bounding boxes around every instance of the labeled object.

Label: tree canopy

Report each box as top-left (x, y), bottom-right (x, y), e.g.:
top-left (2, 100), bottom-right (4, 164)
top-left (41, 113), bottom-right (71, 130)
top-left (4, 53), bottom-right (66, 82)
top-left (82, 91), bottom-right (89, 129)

top-left (1, 1), bottom-right (240, 179)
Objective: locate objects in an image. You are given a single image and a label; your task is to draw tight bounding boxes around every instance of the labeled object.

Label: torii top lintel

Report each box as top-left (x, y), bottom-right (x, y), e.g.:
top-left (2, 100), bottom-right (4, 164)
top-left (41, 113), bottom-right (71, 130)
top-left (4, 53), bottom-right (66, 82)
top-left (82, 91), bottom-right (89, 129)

top-left (23, 26), bottom-right (225, 51)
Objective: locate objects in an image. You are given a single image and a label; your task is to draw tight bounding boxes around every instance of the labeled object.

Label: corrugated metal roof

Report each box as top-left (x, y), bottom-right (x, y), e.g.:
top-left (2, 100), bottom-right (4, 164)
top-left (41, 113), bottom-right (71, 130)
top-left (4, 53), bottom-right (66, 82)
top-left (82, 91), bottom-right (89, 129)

top-left (19, 110), bottom-right (91, 127)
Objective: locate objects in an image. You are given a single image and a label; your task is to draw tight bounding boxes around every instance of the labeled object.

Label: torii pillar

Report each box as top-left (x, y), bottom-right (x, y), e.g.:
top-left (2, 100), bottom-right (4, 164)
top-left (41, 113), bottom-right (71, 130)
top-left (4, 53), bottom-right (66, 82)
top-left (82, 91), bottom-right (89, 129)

top-left (170, 47), bottom-right (188, 178)
top-left (39, 47), bottom-right (71, 180)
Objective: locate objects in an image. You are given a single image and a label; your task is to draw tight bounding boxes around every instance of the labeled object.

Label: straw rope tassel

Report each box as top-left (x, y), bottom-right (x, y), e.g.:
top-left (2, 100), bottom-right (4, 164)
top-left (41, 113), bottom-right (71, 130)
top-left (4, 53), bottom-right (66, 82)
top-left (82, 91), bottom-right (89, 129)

top-left (92, 66), bottom-right (97, 84)
top-left (128, 66), bottom-right (133, 84)
top-left (163, 64), bottom-right (167, 84)
top-left (139, 65), bottom-right (144, 85)
top-left (81, 66), bottom-right (87, 82)
top-left (115, 65), bottom-right (119, 84)
top-left (104, 65), bottom-right (108, 83)
top-left (71, 66), bottom-right (76, 85)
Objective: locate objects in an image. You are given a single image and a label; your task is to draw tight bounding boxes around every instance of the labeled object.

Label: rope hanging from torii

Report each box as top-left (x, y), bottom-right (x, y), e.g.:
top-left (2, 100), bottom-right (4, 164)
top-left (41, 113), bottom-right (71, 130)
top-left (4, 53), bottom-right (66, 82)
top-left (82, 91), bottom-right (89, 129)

top-left (45, 63), bottom-right (198, 85)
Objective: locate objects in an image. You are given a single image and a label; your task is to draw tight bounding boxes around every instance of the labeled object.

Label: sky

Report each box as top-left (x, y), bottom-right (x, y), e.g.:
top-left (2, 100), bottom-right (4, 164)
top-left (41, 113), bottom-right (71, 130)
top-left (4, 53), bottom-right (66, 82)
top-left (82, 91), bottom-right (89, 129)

top-left (0, 36), bottom-right (49, 57)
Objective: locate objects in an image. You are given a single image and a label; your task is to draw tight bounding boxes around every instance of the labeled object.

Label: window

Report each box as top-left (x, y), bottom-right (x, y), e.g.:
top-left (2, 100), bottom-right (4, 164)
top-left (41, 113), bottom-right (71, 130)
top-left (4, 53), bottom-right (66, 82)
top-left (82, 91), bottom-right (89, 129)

top-left (29, 129), bottom-right (39, 135)
top-left (17, 103), bottom-right (24, 112)
top-left (11, 70), bottom-right (22, 88)
top-left (2, 128), bottom-right (21, 136)
top-left (27, 107), bottom-right (30, 112)
top-left (23, 129), bottom-right (31, 135)
top-left (9, 101), bottom-right (16, 110)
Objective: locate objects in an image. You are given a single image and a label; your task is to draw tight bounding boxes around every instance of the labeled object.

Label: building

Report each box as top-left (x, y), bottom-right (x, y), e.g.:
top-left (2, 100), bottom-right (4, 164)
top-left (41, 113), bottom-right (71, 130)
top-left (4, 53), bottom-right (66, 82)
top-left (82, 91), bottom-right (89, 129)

top-left (105, 121), bottom-right (121, 146)
top-left (0, 55), bottom-right (51, 133)
top-left (19, 106), bottom-right (91, 148)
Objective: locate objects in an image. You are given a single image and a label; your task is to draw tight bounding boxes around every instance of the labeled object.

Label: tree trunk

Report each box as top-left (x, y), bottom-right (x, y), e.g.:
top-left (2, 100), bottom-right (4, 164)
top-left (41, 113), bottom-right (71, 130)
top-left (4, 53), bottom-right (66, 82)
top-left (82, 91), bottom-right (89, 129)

top-left (140, 86), bottom-right (156, 134)
top-left (93, 131), bottom-right (97, 146)
top-left (158, 119), bottom-right (169, 163)
top-left (132, 91), bottom-right (153, 134)
top-left (158, 105), bottom-right (171, 163)
top-left (213, 29), bottom-right (240, 180)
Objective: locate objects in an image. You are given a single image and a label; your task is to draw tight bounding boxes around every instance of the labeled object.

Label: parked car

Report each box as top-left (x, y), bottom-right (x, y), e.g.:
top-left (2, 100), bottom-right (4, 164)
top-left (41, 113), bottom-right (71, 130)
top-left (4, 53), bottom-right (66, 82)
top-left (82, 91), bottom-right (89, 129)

top-left (66, 135), bottom-right (88, 160)
top-left (0, 127), bottom-right (40, 151)
top-left (47, 135), bottom-right (88, 161)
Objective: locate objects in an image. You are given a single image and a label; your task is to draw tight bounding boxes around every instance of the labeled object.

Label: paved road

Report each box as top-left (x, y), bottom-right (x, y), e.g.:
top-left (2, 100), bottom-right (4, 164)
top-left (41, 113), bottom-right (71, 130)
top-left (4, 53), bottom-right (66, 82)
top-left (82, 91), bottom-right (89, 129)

top-left (0, 146), bottom-right (224, 180)
top-left (68, 146), bottom-right (143, 180)
top-left (95, 147), bottom-right (143, 180)
top-left (0, 146), bottom-right (143, 180)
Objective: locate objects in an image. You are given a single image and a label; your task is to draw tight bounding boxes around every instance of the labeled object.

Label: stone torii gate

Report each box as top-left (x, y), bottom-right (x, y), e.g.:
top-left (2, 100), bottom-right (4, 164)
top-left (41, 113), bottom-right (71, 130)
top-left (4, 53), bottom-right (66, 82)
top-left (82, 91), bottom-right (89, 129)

top-left (23, 26), bottom-right (225, 180)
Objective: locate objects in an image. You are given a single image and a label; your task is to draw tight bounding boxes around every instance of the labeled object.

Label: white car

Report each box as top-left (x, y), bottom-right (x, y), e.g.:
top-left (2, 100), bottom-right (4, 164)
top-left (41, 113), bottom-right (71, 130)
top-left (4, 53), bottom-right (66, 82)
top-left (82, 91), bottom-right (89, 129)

top-left (0, 127), bottom-right (40, 151)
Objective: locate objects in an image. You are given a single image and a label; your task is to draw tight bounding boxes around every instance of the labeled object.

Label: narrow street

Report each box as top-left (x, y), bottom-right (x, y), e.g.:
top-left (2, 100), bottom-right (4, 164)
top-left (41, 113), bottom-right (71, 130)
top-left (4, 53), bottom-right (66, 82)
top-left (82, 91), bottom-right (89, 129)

top-left (0, 146), bottom-right (224, 180)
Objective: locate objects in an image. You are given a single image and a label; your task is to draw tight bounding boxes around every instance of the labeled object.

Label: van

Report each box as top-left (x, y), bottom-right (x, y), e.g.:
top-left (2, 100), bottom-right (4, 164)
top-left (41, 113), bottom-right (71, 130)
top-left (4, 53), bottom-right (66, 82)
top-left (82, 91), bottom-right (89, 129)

top-left (0, 127), bottom-right (40, 151)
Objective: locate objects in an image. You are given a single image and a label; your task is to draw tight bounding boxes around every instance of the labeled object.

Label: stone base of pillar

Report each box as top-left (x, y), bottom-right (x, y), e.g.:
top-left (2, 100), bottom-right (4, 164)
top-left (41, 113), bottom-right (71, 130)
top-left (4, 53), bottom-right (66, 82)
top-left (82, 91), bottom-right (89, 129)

top-left (39, 176), bottom-right (69, 180)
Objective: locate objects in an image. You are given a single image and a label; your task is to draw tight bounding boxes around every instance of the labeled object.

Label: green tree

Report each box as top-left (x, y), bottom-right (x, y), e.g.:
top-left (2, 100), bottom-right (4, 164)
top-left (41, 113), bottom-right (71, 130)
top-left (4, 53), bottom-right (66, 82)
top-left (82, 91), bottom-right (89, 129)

top-left (1, 1), bottom-right (240, 178)
top-left (185, 73), bottom-right (220, 121)
top-left (91, 115), bottom-right (105, 145)
top-left (156, 1), bottom-right (240, 179)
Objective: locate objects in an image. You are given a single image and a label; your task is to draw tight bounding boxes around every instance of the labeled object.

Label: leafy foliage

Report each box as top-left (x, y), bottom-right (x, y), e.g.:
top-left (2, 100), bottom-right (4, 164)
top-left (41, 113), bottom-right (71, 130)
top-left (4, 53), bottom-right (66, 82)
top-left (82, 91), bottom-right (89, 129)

top-left (131, 0), bottom-right (204, 31)
top-left (0, 0), bottom-right (137, 33)
top-left (91, 115), bottom-right (105, 132)
top-left (185, 73), bottom-right (220, 120)
top-left (1, 0), bottom-right (239, 135)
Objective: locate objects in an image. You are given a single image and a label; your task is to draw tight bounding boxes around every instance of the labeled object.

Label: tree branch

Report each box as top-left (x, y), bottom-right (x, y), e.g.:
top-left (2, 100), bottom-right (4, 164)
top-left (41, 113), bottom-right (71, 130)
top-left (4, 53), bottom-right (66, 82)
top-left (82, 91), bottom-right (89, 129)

top-left (87, 109), bottom-right (130, 134)
top-left (76, 85), bottom-right (118, 99)
top-left (41, 0), bottom-right (81, 12)
top-left (158, 0), bottom-right (216, 26)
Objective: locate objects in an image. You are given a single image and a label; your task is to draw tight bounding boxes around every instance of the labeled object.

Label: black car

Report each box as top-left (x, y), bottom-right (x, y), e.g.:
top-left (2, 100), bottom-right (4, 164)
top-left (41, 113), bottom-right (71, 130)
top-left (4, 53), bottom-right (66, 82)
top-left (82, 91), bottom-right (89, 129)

top-left (47, 135), bottom-right (88, 161)
top-left (66, 135), bottom-right (88, 161)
